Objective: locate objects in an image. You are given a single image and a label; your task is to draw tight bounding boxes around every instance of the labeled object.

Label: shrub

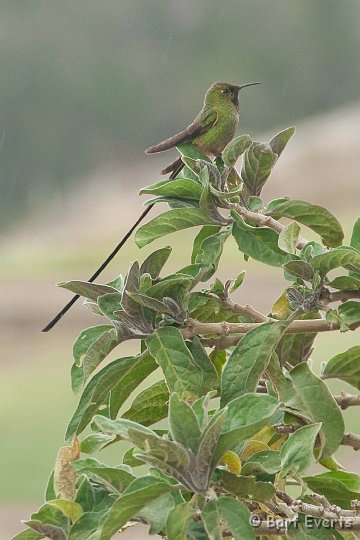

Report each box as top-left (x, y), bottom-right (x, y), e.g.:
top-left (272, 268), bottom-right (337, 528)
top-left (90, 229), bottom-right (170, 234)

top-left (15, 129), bottom-right (360, 539)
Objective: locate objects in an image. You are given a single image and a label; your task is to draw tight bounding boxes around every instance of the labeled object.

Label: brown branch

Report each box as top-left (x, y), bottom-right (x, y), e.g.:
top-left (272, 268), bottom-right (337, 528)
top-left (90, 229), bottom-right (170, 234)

top-left (183, 317), bottom-right (359, 342)
top-left (223, 297), bottom-right (269, 323)
top-left (342, 432), bottom-right (360, 451)
top-left (233, 204), bottom-right (308, 249)
top-left (334, 392), bottom-right (360, 410)
top-left (325, 290), bottom-right (360, 304)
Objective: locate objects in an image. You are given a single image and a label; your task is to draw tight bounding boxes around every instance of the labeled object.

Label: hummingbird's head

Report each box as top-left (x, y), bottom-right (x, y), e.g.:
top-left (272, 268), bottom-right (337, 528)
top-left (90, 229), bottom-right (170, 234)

top-left (205, 81), bottom-right (260, 108)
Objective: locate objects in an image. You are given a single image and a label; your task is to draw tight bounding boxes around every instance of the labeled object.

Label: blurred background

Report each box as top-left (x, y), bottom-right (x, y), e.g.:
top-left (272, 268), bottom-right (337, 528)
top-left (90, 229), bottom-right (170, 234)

top-left (1, 1), bottom-right (360, 537)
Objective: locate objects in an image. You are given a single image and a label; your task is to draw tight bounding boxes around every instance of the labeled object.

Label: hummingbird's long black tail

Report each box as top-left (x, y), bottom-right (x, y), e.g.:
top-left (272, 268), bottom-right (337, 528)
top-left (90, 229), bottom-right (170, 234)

top-left (42, 160), bottom-right (184, 332)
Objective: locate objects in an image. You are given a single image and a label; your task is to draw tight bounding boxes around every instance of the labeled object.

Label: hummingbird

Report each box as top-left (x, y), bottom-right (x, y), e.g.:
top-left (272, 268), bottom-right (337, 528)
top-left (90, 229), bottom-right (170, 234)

top-left (42, 81), bottom-right (259, 331)
top-left (145, 81), bottom-right (260, 173)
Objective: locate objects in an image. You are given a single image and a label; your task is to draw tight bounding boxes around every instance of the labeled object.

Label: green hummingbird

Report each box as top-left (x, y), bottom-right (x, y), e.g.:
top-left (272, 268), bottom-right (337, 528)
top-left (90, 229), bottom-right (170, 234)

top-left (146, 81), bottom-right (259, 172)
top-left (42, 81), bottom-right (259, 331)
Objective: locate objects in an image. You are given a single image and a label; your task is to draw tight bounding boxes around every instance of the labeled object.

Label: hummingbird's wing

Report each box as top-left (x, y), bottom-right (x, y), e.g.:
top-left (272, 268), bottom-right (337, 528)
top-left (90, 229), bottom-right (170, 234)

top-left (145, 108), bottom-right (217, 154)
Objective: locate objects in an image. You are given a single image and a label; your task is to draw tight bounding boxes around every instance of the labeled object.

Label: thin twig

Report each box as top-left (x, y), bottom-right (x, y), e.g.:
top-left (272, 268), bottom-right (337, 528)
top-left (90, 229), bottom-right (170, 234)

top-left (223, 297), bottom-right (270, 322)
top-left (233, 204), bottom-right (308, 249)
top-left (334, 392), bottom-right (360, 410)
top-left (342, 432), bottom-right (360, 451)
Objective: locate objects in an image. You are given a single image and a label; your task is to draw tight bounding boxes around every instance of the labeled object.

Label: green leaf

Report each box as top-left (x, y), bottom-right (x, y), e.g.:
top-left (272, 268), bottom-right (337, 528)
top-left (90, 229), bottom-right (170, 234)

top-left (194, 228), bottom-right (231, 280)
top-left (328, 275), bottom-right (360, 290)
top-left (221, 320), bottom-right (290, 406)
top-left (67, 511), bottom-right (104, 540)
top-left (199, 174), bottom-right (229, 225)
top-left (350, 217), bottom-right (360, 252)
top-left (280, 423), bottom-right (322, 478)
top-left (303, 471), bottom-right (360, 508)
top-left (72, 458), bottom-right (135, 493)
top-left (241, 142), bottom-right (278, 196)
top-left (139, 246), bottom-right (172, 278)
top-left (247, 196), bottom-right (263, 212)
top-left (269, 126), bottom-right (296, 157)
top-left (12, 531), bottom-right (43, 540)
top-left (311, 247), bottom-right (360, 275)
top-left (221, 471), bottom-right (275, 501)
top-left (123, 380), bottom-right (169, 426)
top-left (97, 292), bottom-right (122, 320)
top-left (222, 134), bottom-right (252, 167)
top-left (283, 259), bottom-right (314, 281)
top-left (99, 481), bottom-right (178, 540)
top-left (177, 141), bottom-right (211, 163)
top-left (47, 500), bottom-right (84, 523)
top-left (140, 177), bottom-right (202, 200)
top-left (24, 522), bottom-right (66, 540)
top-left (123, 447), bottom-right (144, 467)
top-left (196, 409), bottom-right (228, 481)
top-left (338, 301), bottom-right (360, 328)
top-left (80, 433), bottom-right (115, 454)
top-left (126, 291), bottom-right (174, 315)
top-left (58, 281), bottom-right (116, 301)
top-left (189, 338), bottom-right (219, 394)
top-left (276, 312), bottom-right (320, 367)
top-left (322, 345), bottom-right (360, 391)
top-left (169, 393), bottom-right (202, 453)
top-left (146, 327), bottom-right (206, 398)
top-left (268, 362), bottom-right (344, 458)
top-left (66, 354), bottom-right (147, 440)
top-left (231, 211), bottom-right (289, 267)
top-left (191, 225), bottom-right (221, 264)
top-left (214, 394), bottom-right (281, 464)
top-left (278, 221), bottom-right (300, 254)
top-left (73, 326), bottom-right (119, 388)
top-left (202, 497), bottom-right (255, 540)
top-left (72, 325), bottom-right (113, 392)
top-left (145, 274), bottom-right (193, 312)
top-left (109, 352), bottom-right (157, 419)
top-left (135, 208), bottom-right (211, 247)
top-left (166, 502), bottom-right (194, 540)
top-left (230, 270), bottom-right (246, 292)
top-left (242, 449), bottom-right (281, 476)
top-left (123, 476), bottom-right (178, 535)
top-left (267, 198), bottom-right (344, 247)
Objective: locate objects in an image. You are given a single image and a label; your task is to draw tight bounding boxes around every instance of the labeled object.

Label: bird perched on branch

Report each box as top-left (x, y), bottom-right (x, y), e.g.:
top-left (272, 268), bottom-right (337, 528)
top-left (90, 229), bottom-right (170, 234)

top-left (42, 81), bottom-right (259, 331)
top-left (146, 81), bottom-right (259, 173)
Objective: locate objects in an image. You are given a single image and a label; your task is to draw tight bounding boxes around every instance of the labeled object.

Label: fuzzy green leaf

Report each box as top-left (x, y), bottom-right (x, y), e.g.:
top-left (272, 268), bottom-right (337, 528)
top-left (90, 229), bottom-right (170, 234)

top-left (123, 380), bottom-right (169, 426)
top-left (267, 198), bottom-right (344, 247)
top-left (66, 354), bottom-right (148, 440)
top-left (99, 481), bottom-right (178, 540)
top-left (278, 221), bottom-right (300, 254)
top-left (202, 497), bottom-right (255, 540)
top-left (169, 393), bottom-right (202, 453)
top-left (135, 208), bottom-right (211, 247)
top-left (280, 423), bottom-right (322, 478)
top-left (221, 320), bottom-right (290, 406)
top-left (269, 126), bottom-right (296, 157)
top-left (311, 247), bottom-right (360, 275)
top-left (231, 211), bottom-right (288, 267)
top-left (303, 471), bottom-right (360, 508)
top-left (140, 178), bottom-right (202, 200)
top-left (322, 345), bottom-right (360, 391)
top-left (222, 134), bottom-right (252, 167)
top-left (213, 394), bottom-right (281, 464)
top-left (166, 502), bottom-right (194, 540)
top-left (146, 327), bottom-right (207, 398)
top-left (241, 142), bottom-right (278, 196)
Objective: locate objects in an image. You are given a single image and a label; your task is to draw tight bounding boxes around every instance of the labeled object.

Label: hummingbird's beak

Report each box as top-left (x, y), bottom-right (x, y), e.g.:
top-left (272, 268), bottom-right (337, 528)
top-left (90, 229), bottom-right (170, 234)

top-left (237, 82), bottom-right (260, 91)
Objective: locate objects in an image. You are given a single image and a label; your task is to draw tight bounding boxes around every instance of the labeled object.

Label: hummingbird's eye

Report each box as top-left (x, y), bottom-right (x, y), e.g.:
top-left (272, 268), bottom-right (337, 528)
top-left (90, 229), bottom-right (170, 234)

top-left (222, 88), bottom-right (230, 94)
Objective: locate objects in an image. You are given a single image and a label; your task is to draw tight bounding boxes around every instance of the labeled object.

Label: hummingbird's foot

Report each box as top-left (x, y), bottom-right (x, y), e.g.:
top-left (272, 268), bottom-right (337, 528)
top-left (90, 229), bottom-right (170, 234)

top-left (161, 156), bottom-right (183, 175)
